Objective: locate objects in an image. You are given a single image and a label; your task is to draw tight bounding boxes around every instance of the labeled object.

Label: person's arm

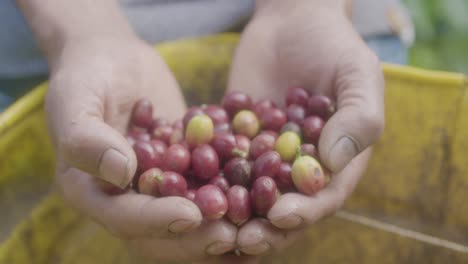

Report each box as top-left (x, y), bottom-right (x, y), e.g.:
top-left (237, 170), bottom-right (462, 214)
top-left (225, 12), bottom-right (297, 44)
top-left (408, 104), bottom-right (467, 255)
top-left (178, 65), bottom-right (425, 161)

top-left (16, 0), bottom-right (135, 67)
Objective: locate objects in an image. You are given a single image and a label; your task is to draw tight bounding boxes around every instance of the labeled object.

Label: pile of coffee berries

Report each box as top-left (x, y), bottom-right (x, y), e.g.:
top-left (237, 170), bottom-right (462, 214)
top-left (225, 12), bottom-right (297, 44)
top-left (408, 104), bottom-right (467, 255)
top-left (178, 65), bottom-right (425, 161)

top-left (102, 88), bottom-right (335, 225)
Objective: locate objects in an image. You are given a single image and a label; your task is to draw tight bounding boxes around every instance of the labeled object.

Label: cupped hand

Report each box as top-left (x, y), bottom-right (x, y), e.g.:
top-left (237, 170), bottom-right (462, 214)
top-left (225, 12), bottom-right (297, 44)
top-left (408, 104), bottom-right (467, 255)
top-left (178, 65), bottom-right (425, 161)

top-left (46, 35), bottom-right (237, 262)
top-left (228, 0), bottom-right (384, 256)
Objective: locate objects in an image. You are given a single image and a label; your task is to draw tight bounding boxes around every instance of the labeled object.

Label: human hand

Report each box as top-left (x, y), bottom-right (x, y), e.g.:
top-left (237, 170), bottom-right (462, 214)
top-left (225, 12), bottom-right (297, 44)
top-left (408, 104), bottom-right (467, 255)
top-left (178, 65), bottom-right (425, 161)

top-left (46, 35), bottom-right (238, 262)
top-left (227, 0), bottom-right (384, 256)
top-left (16, 0), bottom-right (241, 261)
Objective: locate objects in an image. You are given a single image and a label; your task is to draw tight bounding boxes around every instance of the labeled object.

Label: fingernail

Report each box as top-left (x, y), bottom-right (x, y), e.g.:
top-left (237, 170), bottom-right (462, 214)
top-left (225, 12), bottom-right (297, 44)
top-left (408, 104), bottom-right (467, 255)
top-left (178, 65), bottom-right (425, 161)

top-left (329, 137), bottom-right (358, 171)
top-left (206, 242), bottom-right (236, 255)
top-left (240, 242), bottom-right (271, 255)
top-left (168, 219), bottom-right (197, 233)
top-left (99, 149), bottom-right (130, 188)
top-left (271, 214), bottom-right (303, 229)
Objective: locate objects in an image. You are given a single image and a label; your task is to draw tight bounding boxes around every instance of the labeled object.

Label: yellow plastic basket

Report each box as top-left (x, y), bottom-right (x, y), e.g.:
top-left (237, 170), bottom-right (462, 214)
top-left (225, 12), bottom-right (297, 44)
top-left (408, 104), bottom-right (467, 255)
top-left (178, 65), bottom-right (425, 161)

top-left (0, 33), bottom-right (467, 264)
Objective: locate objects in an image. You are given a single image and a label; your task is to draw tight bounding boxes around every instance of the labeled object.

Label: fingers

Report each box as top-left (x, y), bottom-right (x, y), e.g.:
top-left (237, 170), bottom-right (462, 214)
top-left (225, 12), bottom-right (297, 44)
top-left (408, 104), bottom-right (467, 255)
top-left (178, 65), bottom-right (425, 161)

top-left (45, 84), bottom-right (137, 189)
top-left (131, 219), bottom-right (238, 262)
top-left (62, 118), bottom-right (137, 188)
top-left (268, 148), bottom-right (372, 229)
top-left (58, 167), bottom-right (202, 239)
top-left (237, 218), bottom-right (303, 256)
top-left (319, 49), bottom-right (384, 172)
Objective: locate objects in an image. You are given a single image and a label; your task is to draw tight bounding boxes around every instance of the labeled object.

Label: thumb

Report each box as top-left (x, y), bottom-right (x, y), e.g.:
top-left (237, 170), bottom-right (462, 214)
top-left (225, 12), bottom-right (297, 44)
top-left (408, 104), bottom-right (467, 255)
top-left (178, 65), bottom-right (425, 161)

top-left (45, 83), bottom-right (137, 189)
top-left (58, 116), bottom-right (137, 188)
top-left (318, 53), bottom-right (385, 172)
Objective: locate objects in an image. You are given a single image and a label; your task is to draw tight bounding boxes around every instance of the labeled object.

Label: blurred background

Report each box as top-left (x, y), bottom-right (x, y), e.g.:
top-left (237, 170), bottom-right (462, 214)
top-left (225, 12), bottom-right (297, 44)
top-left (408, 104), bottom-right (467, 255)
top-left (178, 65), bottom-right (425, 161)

top-left (405, 0), bottom-right (468, 74)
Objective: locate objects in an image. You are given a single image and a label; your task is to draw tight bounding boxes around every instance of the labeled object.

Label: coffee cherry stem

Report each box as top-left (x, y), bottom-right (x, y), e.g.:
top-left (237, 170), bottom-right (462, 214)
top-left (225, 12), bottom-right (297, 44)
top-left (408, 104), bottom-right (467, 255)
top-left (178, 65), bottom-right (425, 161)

top-left (232, 148), bottom-right (248, 159)
top-left (295, 146), bottom-right (302, 161)
top-left (155, 173), bottom-right (164, 183)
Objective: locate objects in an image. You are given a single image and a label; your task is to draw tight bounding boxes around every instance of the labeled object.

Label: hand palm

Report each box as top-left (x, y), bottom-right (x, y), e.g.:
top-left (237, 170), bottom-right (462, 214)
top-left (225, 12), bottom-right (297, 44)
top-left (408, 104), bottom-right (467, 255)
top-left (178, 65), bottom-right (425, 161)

top-left (46, 37), bottom-right (238, 262)
top-left (228, 7), bottom-right (384, 256)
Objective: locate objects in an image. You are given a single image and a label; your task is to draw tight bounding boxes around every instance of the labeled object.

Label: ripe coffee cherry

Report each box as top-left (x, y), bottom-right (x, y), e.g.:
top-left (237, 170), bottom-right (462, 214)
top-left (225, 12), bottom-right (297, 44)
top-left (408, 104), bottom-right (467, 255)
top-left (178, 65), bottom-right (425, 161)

top-left (211, 133), bottom-right (243, 161)
top-left (148, 140), bottom-right (167, 168)
top-left (249, 133), bottom-right (276, 160)
top-left (163, 144), bottom-right (191, 174)
top-left (286, 104), bottom-right (306, 124)
top-left (261, 108), bottom-right (287, 132)
top-left (286, 87), bottom-right (308, 107)
top-left (307, 95), bottom-right (335, 120)
top-left (133, 141), bottom-right (157, 172)
top-left (159, 171), bottom-right (188, 197)
top-left (194, 185), bottom-right (228, 220)
top-left (253, 99), bottom-right (276, 117)
top-left (138, 169), bottom-right (187, 197)
top-left (192, 144), bottom-right (220, 181)
top-left (291, 156), bottom-right (325, 195)
top-left (152, 125), bottom-right (173, 144)
top-left (224, 157), bottom-right (252, 187)
top-left (250, 176), bottom-right (278, 216)
top-left (252, 151), bottom-right (281, 179)
top-left (202, 104), bottom-right (229, 125)
top-left (211, 131), bottom-right (234, 150)
top-left (209, 174), bottom-right (230, 193)
top-left (302, 116), bottom-right (325, 145)
top-left (185, 115), bottom-right (214, 147)
top-left (300, 144), bottom-right (318, 158)
top-left (222, 91), bottom-right (253, 117)
top-left (232, 110), bottom-right (260, 138)
top-left (131, 99), bottom-right (153, 128)
top-left (275, 163), bottom-right (294, 191)
top-left (138, 168), bottom-right (164, 196)
top-left (226, 185), bottom-right (251, 225)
